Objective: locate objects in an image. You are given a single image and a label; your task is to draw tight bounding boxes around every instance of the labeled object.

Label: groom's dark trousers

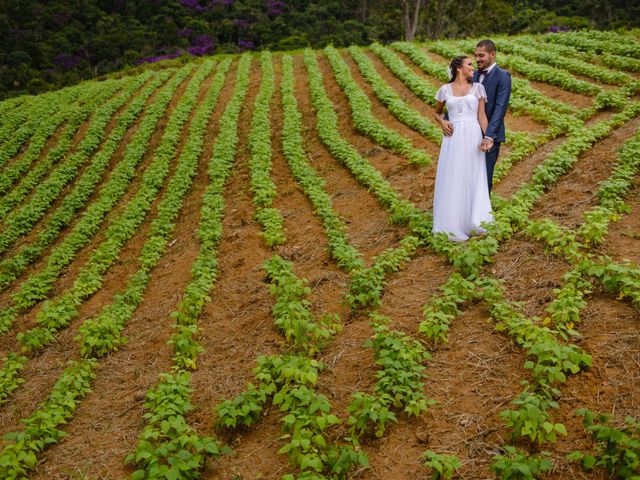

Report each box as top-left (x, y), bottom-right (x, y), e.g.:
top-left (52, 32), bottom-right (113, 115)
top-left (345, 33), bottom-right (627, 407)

top-left (473, 66), bottom-right (511, 192)
top-left (485, 142), bottom-right (501, 192)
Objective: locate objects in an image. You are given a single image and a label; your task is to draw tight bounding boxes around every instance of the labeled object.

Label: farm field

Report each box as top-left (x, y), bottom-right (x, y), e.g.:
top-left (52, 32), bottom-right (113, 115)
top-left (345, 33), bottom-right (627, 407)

top-left (0, 29), bottom-right (638, 479)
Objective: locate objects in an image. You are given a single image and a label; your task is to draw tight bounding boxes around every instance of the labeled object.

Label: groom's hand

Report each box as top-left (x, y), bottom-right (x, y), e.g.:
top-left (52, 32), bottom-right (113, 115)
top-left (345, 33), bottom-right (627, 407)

top-left (441, 120), bottom-right (454, 136)
top-left (480, 138), bottom-right (492, 151)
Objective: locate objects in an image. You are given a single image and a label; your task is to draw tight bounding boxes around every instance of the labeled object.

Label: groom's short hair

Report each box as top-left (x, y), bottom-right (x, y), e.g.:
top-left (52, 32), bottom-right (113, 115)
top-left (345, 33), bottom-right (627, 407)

top-left (476, 39), bottom-right (496, 53)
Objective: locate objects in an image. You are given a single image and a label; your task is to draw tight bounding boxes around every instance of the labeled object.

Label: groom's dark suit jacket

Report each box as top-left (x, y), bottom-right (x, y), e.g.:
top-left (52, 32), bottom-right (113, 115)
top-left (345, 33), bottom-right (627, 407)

top-left (473, 66), bottom-right (511, 143)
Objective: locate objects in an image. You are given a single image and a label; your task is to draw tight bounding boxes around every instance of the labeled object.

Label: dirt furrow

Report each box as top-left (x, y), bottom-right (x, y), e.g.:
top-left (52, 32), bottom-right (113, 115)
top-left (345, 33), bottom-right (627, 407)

top-left (0, 83), bottom-right (129, 231)
top-left (365, 304), bottom-right (523, 480)
top-left (196, 55), bottom-right (360, 479)
top-left (490, 234), bottom-right (573, 318)
top-left (0, 65), bottom-right (219, 441)
top-left (316, 51), bottom-right (434, 211)
top-left (339, 52), bottom-right (440, 214)
top-left (26, 63), bottom-right (240, 480)
top-left (597, 180), bottom-right (640, 265)
top-left (492, 109), bottom-right (616, 200)
top-left (540, 294), bottom-right (639, 480)
top-left (3, 73), bottom-right (165, 263)
top-left (530, 116), bottom-right (640, 228)
top-left (363, 48), bottom-right (439, 119)
top-left (0, 69), bottom-right (196, 319)
top-left (192, 62), bottom-right (297, 478)
top-left (292, 53), bottom-right (408, 262)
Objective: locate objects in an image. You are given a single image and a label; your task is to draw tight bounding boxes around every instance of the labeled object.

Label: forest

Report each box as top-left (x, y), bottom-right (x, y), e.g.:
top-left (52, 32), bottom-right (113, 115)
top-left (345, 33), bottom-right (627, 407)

top-left (1, 0), bottom-right (638, 98)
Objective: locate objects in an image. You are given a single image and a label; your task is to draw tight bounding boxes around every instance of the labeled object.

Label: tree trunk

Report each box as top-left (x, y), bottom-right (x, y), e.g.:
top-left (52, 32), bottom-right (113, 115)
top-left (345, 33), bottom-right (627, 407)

top-left (359, 0), bottom-right (368, 22)
top-left (400, 0), bottom-right (424, 41)
top-left (430, 0), bottom-right (447, 39)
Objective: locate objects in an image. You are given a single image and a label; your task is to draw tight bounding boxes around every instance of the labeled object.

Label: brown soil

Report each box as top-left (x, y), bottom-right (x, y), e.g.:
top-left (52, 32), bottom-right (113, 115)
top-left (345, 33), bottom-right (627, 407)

top-left (363, 48), bottom-right (438, 123)
top-left (0, 68), bottom-right (197, 318)
top-left (598, 181), bottom-right (640, 265)
top-left (362, 304), bottom-right (525, 480)
top-left (530, 116), bottom-right (640, 228)
top-left (315, 51), bottom-right (436, 216)
top-left (489, 234), bottom-right (571, 319)
top-left (305, 251), bottom-right (455, 462)
top-left (343, 48), bottom-right (447, 212)
top-left (199, 53), bottom-right (382, 480)
top-left (28, 61), bottom-right (240, 480)
top-left (493, 132), bottom-right (566, 199)
top-left (2, 74), bottom-right (164, 263)
top-left (339, 48), bottom-right (440, 159)
top-left (292, 53), bottom-right (408, 261)
top-left (540, 294), bottom-right (639, 480)
top-left (523, 78), bottom-right (594, 109)
top-left (0, 44), bottom-right (637, 480)
top-left (0, 62), bottom-right (214, 435)
top-left (191, 59), bottom-right (291, 478)
top-left (493, 110), bottom-right (617, 200)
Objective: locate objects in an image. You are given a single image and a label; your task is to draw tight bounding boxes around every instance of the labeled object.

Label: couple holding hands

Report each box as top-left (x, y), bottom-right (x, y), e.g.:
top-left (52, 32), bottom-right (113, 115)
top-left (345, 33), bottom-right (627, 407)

top-left (432, 39), bottom-right (512, 242)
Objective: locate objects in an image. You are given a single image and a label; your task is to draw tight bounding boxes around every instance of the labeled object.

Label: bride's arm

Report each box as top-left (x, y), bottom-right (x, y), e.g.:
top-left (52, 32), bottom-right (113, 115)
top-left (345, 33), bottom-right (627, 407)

top-left (478, 98), bottom-right (489, 134)
top-left (478, 98), bottom-right (493, 152)
top-left (435, 101), bottom-right (454, 136)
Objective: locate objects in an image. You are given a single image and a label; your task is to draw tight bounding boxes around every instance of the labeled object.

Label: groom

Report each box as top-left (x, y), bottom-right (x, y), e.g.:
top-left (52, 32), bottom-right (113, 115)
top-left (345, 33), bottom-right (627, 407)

top-left (474, 39), bottom-right (511, 192)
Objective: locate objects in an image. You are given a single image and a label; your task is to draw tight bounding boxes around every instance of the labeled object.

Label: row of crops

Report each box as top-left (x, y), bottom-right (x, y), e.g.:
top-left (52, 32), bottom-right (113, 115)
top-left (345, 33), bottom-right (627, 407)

top-left (0, 29), bottom-right (638, 479)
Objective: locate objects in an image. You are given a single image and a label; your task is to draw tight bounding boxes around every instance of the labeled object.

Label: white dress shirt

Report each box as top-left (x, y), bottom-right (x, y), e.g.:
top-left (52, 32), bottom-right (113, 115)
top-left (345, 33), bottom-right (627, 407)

top-left (479, 62), bottom-right (497, 84)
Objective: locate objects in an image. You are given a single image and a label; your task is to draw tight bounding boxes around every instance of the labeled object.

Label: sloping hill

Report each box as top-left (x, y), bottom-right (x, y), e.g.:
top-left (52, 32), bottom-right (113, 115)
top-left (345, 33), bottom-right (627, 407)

top-left (0, 30), bottom-right (638, 479)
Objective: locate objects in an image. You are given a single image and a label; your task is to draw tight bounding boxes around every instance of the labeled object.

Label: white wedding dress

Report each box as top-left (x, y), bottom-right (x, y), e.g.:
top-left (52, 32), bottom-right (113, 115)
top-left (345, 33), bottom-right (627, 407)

top-left (432, 82), bottom-right (493, 242)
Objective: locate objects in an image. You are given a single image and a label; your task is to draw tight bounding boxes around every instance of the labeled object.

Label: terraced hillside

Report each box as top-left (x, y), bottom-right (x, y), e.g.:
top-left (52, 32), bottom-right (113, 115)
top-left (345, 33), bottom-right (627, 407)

top-left (0, 29), bottom-right (638, 479)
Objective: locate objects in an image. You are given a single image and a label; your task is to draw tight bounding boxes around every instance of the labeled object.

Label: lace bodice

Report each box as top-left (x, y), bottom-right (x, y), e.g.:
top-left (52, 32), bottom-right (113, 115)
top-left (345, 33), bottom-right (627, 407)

top-left (435, 83), bottom-right (487, 122)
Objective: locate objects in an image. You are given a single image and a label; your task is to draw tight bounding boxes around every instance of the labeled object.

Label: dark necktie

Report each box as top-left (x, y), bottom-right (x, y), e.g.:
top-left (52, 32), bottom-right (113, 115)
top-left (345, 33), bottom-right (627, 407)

top-left (478, 68), bottom-right (488, 77)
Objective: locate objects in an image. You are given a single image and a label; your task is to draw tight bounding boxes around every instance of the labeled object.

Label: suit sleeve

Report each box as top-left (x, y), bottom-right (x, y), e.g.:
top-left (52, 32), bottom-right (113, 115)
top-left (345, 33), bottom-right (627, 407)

top-left (485, 71), bottom-right (511, 140)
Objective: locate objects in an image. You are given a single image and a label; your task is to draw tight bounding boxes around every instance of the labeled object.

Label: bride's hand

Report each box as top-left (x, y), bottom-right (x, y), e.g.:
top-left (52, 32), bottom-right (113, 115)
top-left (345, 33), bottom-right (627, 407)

top-left (440, 120), bottom-right (454, 136)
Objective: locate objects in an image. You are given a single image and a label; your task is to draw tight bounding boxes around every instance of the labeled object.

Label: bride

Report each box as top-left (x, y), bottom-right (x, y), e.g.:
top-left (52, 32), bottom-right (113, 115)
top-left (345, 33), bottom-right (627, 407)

top-left (432, 55), bottom-right (494, 242)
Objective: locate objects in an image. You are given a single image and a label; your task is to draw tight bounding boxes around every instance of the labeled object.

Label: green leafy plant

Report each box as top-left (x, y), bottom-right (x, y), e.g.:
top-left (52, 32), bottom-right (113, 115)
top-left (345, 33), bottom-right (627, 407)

top-left (491, 446), bottom-right (553, 479)
top-left (0, 359), bottom-right (97, 478)
top-left (0, 68), bottom-right (178, 294)
top-left (348, 45), bottom-right (441, 145)
top-left (568, 409), bottom-right (640, 479)
top-left (346, 235), bottom-right (420, 310)
top-left (14, 60), bottom-right (216, 352)
top-left (127, 55), bottom-right (253, 479)
top-left (422, 450), bottom-right (462, 480)
top-left (0, 353), bottom-right (28, 406)
top-left (126, 372), bottom-right (228, 479)
top-left (280, 54), bottom-right (363, 272)
top-left (347, 313), bottom-right (434, 439)
top-left (545, 30), bottom-right (640, 59)
top-left (0, 64), bottom-right (195, 333)
top-left (420, 273), bottom-right (476, 343)
top-left (264, 254), bottom-right (341, 353)
top-left (217, 355), bottom-right (368, 477)
top-left (500, 387), bottom-right (567, 444)
top-left (76, 58), bottom-right (231, 360)
top-left (249, 51), bottom-right (286, 248)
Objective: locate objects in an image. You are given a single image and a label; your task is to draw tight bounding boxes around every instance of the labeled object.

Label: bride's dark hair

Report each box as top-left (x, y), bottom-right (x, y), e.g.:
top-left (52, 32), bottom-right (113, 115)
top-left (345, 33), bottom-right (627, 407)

top-left (448, 55), bottom-right (469, 83)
